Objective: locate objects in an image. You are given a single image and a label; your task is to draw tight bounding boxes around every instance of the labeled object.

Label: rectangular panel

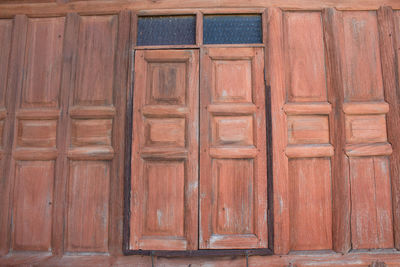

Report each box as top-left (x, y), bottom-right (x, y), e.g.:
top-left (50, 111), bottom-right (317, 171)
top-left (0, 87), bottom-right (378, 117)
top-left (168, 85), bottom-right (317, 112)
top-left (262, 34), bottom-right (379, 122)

top-left (12, 161), bottom-right (54, 251)
top-left (22, 17), bottom-right (65, 108)
top-left (284, 12), bottom-right (327, 102)
top-left (142, 161), bottom-right (185, 237)
top-left (74, 15), bottom-right (117, 106)
top-left (345, 115), bottom-right (387, 144)
top-left (66, 161), bottom-right (110, 252)
top-left (212, 116), bottom-right (253, 146)
top-left (349, 157), bottom-right (394, 249)
top-left (17, 119), bottom-right (57, 148)
top-left (213, 59), bottom-right (252, 103)
top-left (289, 158), bottom-right (333, 250)
top-left (71, 119), bottom-right (112, 147)
top-left (342, 12), bottom-right (384, 101)
top-left (0, 19), bottom-right (13, 107)
top-left (212, 159), bottom-right (254, 236)
top-left (137, 15), bottom-right (196, 46)
top-left (200, 47), bottom-right (267, 249)
top-left (131, 50), bottom-right (199, 250)
top-left (144, 118), bottom-right (185, 147)
top-left (287, 115), bottom-right (329, 144)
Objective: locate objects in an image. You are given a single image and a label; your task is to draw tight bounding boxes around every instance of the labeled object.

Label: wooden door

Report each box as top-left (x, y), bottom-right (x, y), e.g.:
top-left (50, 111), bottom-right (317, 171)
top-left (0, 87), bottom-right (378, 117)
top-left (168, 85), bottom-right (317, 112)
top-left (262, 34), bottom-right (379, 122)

top-left (199, 47), bottom-right (268, 249)
top-left (130, 50), bottom-right (199, 250)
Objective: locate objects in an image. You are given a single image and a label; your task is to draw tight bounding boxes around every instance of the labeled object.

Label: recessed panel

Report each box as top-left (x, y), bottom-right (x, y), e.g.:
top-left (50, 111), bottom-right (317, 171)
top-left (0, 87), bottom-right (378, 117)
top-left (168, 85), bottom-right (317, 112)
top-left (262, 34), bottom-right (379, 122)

top-left (71, 119), bottom-right (112, 147)
top-left (212, 116), bottom-right (253, 146)
top-left (343, 12), bottom-right (384, 101)
top-left (0, 19), bottom-right (13, 108)
top-left (214, 60), bottom-right (252, 103)
top-left (289, 158), bottom-right (333, 250)
top-left (143, 161), bottom-right (185, 237)
top-left (288, 115), bottom-right (329, 144)
top-left (17, 120), bottom-right (57, 148)
top-left (284, 12), bottom-right (327, 102)
top-left (350, 157), bottom-right (394, 249)
top-left (66, 161), bottom-right (110, 252)
top-left (13, 161), bottom-right (54, 251)
top-left (145, 118), bottom-right (185, 147)
top-left (22, 18), bottom-right (65, 108)
top-left (147, 62), bottom-right (186, 105)
top-left (213, 159), bottom-right (254, 235)
top-left (74, 15), bottom-right (117, 106)
top-left (345, 115), bottom-right (387, 144)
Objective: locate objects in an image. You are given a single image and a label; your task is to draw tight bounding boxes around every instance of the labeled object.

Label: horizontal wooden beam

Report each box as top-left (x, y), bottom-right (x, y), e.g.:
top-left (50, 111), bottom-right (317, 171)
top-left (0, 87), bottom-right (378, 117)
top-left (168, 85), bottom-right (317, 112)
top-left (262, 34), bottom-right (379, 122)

top-left (1, 1), bottom-right (400, 17)
top-left (1, 251), bottom-right (400, 266)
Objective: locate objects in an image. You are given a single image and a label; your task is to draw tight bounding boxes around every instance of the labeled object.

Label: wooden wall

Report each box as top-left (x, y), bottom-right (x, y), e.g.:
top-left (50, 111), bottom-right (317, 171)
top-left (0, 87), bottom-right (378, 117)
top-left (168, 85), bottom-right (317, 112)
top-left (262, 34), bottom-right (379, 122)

top-left (0, 2), bottom-right (400, 266)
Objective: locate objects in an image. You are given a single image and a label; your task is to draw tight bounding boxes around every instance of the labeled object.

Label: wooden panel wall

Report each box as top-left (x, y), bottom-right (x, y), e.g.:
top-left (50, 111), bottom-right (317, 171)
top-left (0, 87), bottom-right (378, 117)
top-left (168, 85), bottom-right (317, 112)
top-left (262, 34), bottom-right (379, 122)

top-left (0, 11), bottom-right (130, 256)
top-left (268, 7), bottom-right (399, 254)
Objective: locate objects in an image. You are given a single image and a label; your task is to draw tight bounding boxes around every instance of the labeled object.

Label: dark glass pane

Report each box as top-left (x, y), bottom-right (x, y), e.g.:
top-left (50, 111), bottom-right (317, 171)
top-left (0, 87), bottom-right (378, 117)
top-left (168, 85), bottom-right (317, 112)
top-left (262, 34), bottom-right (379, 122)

top-left (137, 15), bottom-right (196, 46)
top-left (203, 15), bottom-right (262, 44)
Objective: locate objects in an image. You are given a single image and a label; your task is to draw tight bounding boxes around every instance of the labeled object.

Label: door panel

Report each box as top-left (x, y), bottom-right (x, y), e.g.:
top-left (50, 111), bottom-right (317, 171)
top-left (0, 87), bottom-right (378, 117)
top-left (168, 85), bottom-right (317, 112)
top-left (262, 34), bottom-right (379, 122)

top-left (200, 47), bottom-right (267, 249)
top-left (130, 50), bottom-right (199, 250)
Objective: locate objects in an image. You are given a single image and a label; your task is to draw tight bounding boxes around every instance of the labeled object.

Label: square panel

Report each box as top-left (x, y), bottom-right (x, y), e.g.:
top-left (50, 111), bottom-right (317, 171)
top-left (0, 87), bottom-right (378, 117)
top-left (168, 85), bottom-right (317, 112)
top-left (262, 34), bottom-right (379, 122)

top-left (145, 118), bottom-right (185, 147)
top-left (212, 116), bottom-right (253, 146)
top-left (147, 62), bottom-right (187, 105)
top-left (213, 60), bottom-right (252, 103)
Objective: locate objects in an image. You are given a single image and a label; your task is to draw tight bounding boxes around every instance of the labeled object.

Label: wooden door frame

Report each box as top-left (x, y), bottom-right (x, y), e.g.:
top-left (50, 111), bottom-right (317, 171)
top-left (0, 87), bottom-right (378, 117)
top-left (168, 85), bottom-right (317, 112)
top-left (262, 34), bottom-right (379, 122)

top-left (123, 49), bottom-right (272, 257)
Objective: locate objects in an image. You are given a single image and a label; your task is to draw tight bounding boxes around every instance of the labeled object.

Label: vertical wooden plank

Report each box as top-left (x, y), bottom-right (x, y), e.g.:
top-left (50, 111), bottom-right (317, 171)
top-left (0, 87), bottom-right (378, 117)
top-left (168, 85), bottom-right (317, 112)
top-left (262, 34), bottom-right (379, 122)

top-left (109, 10), bottom-right (131, 256)
top-left (10, 16), bottom-right (65, 253)
top-left (52, 12), bottom-right (79, 255)
top-left (322, 8), bottom-right (351, 253)
top-left (0, 15), bottom-right (27, 255)
top-left (341, 10), bottom-right (394, 250)
top-left (65, 14), bottom-right (120, 253)
top-left (266, 7), bottom-right (289, 255)
top-left (377, 6), bottom-right (400, 250)
top-left (282, 11), bottom-right (333, 252)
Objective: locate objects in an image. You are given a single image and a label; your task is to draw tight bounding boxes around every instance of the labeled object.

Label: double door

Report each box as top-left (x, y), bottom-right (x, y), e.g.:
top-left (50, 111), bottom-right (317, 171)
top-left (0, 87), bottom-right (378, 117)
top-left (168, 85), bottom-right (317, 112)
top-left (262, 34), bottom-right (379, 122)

top-left (129, 47), bottom-right (267, 250)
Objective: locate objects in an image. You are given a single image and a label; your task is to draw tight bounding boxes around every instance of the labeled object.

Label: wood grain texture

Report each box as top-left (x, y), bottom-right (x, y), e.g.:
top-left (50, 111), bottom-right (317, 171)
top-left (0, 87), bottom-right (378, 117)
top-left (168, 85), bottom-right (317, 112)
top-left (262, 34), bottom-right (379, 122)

top-left (284, 12), bottom-right (327, 102)
top-left (378, 6), bottom-right (400, 250)
top-left (349, 157), bottom-right (394, 249)
top-left (65, 161), bottom-right (110, 252)
top-left (289, 158), bottom-right (332, 250)
top-left (342, 11), bottom-right (384, 102)
top-left (12, 161), bottom-right (54, 251)
top-left (131, 50), bottom-right (199, 250)
top-left (2, 0), bottom-right (400, 17)
top-left (322, 7), bottom-right (351, 253)
top-left (74, 15), bottom-right (117, 106)
top-left (200, 47), bottom-right (267, 249)
top-left (52, 12), bottom-right (79, 255)
top-left (0, 15), bottom-right (27, 256)
top-left (0, 19), bottom-right (13, 108)
top-left (266, 7), bottom-right (290, 255)
top-left (21, 17), bottom-right (64, 108)
top-left (2, 252), bottom-right (400, 267)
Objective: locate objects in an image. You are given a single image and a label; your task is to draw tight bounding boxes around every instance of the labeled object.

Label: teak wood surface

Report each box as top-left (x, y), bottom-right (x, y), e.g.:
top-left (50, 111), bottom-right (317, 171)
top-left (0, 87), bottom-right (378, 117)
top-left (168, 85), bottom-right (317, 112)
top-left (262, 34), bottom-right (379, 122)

top-left (0, 1), bottom-right (400, 266)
